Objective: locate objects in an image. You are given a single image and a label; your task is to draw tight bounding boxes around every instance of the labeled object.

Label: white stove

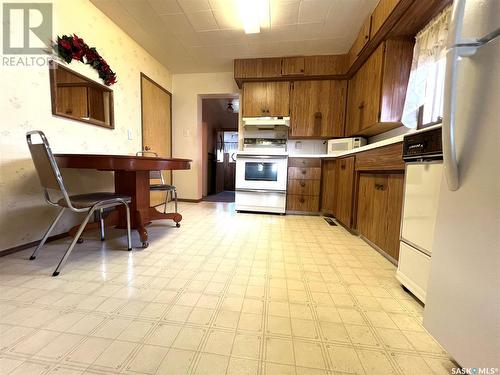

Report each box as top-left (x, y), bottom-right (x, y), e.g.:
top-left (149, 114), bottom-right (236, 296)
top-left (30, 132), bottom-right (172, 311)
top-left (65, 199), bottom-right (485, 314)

top-left (235, 137), bottom-right (288, 214)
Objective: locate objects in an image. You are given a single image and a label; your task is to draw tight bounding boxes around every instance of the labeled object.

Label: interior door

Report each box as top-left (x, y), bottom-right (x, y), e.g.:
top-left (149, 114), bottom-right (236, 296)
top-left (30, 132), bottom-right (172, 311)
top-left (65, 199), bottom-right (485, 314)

top-left (141, 73), bottom-right (172, 207)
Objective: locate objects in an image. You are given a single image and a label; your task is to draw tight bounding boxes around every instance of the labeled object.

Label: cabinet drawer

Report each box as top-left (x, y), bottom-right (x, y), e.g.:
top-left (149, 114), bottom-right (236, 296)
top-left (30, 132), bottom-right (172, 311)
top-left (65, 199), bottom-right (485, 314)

top-left (287, 179), bottom-right (320, 196)
top-left (286, 194), bottom-right (319, 212)
top-left (288, 167), bottom-right (321, 180)
top-left (288, 158), bottom-right (321, 168)
top-left (355, 142), bottom-right (404, 171)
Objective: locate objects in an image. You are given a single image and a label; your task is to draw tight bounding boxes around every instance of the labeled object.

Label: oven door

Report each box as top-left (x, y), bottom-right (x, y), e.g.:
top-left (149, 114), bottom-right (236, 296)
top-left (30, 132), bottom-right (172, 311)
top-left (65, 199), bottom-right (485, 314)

top-left (235, 155), bottom-right (288, 191)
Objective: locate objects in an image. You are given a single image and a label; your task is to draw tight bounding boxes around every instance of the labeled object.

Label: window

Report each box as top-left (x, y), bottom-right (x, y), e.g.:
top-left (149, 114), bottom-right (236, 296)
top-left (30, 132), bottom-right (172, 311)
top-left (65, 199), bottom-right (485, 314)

top-left (402, 6), bottom-right (451, 129)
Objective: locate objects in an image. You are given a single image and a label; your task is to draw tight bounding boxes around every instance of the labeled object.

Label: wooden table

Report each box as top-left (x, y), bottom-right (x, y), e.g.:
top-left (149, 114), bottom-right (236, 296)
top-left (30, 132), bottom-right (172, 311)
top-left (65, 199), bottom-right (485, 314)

top-left (55, 154), bottom-right (191, 247)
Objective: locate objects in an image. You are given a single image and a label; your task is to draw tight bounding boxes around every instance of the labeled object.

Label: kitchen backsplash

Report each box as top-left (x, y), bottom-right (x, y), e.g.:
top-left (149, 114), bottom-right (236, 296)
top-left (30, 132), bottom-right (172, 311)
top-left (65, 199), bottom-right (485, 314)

top-left (287, 139), bottom-right (327, 155)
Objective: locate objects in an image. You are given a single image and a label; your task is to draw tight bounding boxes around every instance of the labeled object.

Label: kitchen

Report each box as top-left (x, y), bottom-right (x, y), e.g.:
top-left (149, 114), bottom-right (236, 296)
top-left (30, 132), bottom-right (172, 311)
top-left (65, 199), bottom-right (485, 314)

top-left (0, 0), bottom-right (498, 374)
top-left (232, 0), bottom-right (499, 371)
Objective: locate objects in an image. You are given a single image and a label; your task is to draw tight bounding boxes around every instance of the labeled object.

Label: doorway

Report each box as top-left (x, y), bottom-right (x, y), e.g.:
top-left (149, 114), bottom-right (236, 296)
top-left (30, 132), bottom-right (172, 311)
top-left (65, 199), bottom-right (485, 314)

top-left (140, 73), bottom-right (172, 207)
top-left (201, 97), bottom-right (239, 202)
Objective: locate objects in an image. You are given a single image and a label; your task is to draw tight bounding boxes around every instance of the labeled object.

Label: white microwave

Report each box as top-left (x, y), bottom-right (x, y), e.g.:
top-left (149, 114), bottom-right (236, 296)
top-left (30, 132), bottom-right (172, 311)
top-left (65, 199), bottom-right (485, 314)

top-left (327, 137), bottom-right (367, 154)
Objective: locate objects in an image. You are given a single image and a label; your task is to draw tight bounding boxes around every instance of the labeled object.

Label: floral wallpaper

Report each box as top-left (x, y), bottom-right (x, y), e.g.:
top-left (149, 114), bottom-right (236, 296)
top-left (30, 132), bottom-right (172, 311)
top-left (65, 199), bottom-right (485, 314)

top-left (0, 0), bottom-right (172, 250)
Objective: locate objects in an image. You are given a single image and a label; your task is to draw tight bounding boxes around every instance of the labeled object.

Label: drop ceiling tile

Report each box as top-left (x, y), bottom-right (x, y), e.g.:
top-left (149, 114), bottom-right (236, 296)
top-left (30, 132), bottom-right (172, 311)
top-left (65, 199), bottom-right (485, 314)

top-left (264, 24), bottom-right (298, 42)
top-left (213, 8), bottom-right (240, 30)
top-left (296, 22), bottom-right (325, 40)
top-left (148, 0), bottom-right (183, 15)
top-left (160, 13), bottom-right (194, 33)
top-left (299, 0), bottom-right (333, 24)
top-left (186, 10), bottom-right (219, 31)
top-left (175, 30), bottom-right (202, 48)
top-left (270, 1), bottom-right (300, 26)
top-left (208, 0), bottom-right (234, 10)
top-left (178, 0), bottom-right (211, 13)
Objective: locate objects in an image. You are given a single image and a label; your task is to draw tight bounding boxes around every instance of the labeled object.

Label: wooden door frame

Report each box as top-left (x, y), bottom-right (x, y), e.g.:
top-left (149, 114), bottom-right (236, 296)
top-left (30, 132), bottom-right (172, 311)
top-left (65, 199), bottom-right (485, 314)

top-left (140, 72), bottom-right (173, 184)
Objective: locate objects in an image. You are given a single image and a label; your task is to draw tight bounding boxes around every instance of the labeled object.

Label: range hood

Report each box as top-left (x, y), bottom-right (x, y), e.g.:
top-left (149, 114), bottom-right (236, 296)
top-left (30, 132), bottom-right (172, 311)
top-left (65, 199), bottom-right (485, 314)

top-left (243, 117), bottom-right (290, 129)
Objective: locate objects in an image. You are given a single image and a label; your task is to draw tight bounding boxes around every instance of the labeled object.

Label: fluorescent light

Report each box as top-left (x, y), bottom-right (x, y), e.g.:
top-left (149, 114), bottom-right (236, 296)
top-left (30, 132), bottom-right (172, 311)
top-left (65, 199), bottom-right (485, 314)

top-left (237, 0), bottom-right (270, 34)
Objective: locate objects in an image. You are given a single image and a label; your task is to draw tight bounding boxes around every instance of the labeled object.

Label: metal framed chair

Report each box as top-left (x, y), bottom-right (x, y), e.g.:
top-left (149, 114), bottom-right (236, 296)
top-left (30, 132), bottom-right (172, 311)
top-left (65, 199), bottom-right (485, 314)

top-left (26, 130), bottom-right (133, 276)
top-left (136, 150), bottom-right (179, 226)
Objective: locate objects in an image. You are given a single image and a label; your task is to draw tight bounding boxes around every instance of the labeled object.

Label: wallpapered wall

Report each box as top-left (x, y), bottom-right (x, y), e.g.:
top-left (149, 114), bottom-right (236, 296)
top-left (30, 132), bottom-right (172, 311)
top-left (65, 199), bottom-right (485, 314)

top-left (0, 0), bottom-right (172, 250)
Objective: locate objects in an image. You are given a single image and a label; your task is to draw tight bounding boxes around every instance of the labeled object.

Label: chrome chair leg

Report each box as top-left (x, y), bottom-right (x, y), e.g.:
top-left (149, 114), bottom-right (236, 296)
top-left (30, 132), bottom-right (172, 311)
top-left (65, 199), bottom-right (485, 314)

top-left (123, 202), bottom-right (132, 251)
top-left (99, 209), bottom-right (105, 241)
top-left (30, 208), bottom-right (65, 260)
top-left (52, 209), bottom-right (94, 277)
top-left (174, 189), bottom-right (178, 214)
top-left (163, 191), bottom-right (169, 214)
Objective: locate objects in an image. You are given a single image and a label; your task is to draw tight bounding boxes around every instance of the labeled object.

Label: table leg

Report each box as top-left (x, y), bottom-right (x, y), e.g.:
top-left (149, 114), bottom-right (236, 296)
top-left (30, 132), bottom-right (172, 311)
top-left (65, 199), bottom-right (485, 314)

top-left (114, 170), bottom-right (183, 248)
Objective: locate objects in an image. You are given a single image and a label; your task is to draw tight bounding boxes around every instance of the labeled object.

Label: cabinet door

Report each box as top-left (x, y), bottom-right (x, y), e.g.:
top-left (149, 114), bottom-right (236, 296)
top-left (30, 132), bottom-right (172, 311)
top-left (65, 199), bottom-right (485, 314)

top-left (282, 57), bottom-right (305, 76)
top-left (371, 0), bottom-right (400, 38)
top-left (361, 174), bottom-right (390, 248)
top-left (349, 15), bottom-right (372, 66)
top-left (333, 156), bottom-right (355, 227)
top-left (235, 58), bottom-right (282, 79)
top-left (345, 44), bottom-right (384, 135)
top-left (357, 173), bottom-right (404, 261)
top-left (242, 82), bottom-right (268, 117)
top-left (266, 81), bottom-right (290, 117)
top-left (384, 173), bottom-right (404, 259)
top-left (290, 80), bottom-right (346, 138)
top-left (320, 160), bottom-right (336, 214)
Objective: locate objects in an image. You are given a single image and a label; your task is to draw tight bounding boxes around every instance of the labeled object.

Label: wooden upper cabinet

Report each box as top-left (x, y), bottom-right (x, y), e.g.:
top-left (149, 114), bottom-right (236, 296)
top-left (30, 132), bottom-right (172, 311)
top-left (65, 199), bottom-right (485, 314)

top-left (234, 58), bottom-right (282, 79)
top-left (290, 80), bottom-right (347, 138)
top-left (266, 81), bottom-right (291, 116)
top-left (304, 55), bottom-right (347, 76)
top-left (242, 81), bottom-right (290, 117)
top-left (345, 39), bottom-right (414, 137)
top-left (234, 55), bottom-right (347, 86)
top-left (371, 0), bottom-right (400, 38)
top-left (348, 15), bottom-right (372, 66)
top-left (346, 44), bottom-right (383, 136)
top-left (282, 57), bottom-right (305, 76)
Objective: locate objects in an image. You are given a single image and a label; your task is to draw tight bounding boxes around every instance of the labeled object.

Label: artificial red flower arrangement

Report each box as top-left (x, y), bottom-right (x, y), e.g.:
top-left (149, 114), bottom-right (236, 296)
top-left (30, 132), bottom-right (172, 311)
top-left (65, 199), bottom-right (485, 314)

top-left (54, 34), bottom-right (117, 86)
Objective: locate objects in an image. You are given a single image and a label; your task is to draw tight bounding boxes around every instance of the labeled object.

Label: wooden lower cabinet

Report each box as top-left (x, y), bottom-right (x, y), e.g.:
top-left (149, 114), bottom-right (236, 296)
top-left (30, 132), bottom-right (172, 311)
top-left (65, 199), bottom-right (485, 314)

top-left (332, 156), bottom-right (355, 227)
top-left (286, 194), bottom-right (320, 212)
top-left (287, 158), bottom-right (321, 212)
top-left (356, 172), bottom-right (404, 260)
top-left (320, 160), bottom-right (336, 215)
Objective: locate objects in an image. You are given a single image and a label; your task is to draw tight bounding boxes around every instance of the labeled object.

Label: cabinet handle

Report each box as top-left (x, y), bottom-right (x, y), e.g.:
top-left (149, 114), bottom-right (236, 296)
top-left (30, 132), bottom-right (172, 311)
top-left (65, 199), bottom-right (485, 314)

top-left (340, 164), bottom-right (346, 170)
top-left (374, 184), bottom-right (386, 191)
top-left (299, 197), bottom-right (305, 203)
top-left (300, 181), bottom-right (306, 187)
top-left (301, 169), bottom-right (307, 174)
top-left (358, 101), bottom-right (365, 110)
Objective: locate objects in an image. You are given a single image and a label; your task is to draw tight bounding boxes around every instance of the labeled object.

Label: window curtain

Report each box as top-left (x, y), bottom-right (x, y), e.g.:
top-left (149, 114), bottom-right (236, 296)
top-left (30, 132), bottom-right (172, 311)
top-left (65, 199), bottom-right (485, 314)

top-left (402, 6), bottom-right (452, 128)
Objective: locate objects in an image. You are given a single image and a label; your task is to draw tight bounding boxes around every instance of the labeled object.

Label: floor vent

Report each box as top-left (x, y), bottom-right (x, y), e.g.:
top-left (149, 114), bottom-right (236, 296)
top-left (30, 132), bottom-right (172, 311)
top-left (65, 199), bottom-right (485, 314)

top-left (324, 217), bottom-right (337, 226)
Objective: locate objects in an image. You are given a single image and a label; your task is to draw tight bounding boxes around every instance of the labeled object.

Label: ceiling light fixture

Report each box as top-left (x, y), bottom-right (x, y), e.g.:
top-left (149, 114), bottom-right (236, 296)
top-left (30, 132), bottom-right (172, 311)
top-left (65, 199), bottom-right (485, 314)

top-left (237, 0), bottom-right (270, 34)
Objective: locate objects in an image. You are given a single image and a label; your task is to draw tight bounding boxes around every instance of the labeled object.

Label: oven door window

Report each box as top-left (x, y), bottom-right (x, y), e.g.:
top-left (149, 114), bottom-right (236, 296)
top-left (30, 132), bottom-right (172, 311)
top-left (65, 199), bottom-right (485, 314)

top-left (245, 162), bottom-right (278, 181)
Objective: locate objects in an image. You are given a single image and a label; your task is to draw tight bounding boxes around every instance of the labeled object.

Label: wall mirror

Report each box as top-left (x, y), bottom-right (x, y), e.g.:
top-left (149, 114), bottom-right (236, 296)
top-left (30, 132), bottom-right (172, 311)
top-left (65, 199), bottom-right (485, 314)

top-left (49, 60), bottom-right (114, 129)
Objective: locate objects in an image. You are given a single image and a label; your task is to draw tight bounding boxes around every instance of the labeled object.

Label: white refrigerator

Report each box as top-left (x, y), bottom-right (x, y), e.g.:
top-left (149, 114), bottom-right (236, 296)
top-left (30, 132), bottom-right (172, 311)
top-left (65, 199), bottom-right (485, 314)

top-left (423, 0), bottom-right (500, 369)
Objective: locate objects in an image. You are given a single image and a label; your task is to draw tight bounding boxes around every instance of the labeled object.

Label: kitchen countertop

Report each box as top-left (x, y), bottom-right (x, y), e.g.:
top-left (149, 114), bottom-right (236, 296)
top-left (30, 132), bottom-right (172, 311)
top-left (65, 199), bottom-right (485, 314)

top-left (288, 124), bottom-right (442, 158)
